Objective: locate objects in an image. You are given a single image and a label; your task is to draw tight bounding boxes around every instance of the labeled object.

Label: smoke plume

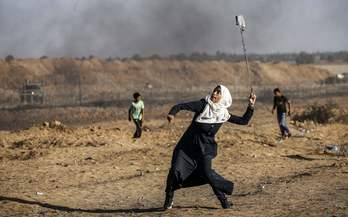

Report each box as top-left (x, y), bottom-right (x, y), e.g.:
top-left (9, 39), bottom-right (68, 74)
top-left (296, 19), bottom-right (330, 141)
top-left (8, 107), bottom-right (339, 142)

top-left (0, 0), bottom-right (347, 57)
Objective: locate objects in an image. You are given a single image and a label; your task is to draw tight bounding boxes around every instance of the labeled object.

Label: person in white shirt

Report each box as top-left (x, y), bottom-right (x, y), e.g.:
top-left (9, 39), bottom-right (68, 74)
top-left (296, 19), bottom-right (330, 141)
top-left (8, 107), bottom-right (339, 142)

top-left (128, 92), bottom-right (144, 138)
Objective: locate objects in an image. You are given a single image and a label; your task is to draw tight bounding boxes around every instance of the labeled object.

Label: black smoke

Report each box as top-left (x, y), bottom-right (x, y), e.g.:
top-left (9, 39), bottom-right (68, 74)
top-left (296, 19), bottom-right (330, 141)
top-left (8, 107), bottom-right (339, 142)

top-left (0, 0), bottom-right (347, 57)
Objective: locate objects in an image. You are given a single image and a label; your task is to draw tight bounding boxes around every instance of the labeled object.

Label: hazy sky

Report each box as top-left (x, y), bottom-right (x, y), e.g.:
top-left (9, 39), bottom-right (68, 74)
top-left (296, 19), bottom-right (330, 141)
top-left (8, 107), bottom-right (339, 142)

top-left (0, 0), bottom-right (347, 58)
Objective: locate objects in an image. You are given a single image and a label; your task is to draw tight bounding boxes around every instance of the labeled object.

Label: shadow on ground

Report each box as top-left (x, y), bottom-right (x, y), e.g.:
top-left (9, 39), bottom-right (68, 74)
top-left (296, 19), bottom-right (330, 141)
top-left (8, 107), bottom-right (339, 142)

top-left (0, 195), bottom-right (218, 214)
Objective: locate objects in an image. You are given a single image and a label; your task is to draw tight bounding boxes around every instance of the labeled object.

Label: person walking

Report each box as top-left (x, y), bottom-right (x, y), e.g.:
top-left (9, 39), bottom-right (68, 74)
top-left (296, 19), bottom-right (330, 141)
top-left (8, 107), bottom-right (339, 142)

top-left (128, 92), bottom-right (144, 138)
top-left (272, 88), bottom-right (291, 139)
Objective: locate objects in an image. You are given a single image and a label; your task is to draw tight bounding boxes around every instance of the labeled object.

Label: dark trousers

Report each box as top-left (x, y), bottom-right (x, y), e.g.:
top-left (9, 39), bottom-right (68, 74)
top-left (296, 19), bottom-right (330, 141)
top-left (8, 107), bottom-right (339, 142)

top-left (165, 151), bottom-right (233, 200)
top-left (133, 119), bottom-right (142, 138)
top-left (277, 112), bottom-right (290, 136)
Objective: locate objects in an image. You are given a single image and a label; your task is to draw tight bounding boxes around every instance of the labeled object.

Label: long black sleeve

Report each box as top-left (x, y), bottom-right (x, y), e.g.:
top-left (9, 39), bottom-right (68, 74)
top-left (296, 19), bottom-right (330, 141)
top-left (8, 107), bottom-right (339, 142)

top-left (168, 99), bottom-right (206, 116)
top-left (228, 105), bottom-right (254, 125)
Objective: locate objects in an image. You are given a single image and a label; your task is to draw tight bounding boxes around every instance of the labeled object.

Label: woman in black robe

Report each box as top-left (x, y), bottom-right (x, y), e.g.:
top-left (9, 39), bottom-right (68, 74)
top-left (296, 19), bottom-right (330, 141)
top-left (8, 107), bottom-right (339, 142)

top-left (163, 85), bottom-right (256, 209)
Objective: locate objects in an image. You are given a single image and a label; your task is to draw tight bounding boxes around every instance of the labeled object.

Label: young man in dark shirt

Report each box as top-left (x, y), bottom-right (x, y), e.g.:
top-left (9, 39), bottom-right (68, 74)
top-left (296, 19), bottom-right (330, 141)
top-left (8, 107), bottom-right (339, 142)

top-left (272, 88), bottom-right (291, 138)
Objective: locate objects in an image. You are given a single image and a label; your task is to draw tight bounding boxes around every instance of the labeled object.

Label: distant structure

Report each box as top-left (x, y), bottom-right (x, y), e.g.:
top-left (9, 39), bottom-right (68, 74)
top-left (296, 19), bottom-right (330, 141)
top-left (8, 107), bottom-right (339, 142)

top-left (20, 81), bottom-right (44, 105)
top-left (321, 72), bottom-right (348, 85)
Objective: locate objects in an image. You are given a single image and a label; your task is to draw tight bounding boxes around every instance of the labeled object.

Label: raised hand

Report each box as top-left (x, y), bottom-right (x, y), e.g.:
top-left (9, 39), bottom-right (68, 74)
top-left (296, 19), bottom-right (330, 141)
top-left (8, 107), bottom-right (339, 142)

top-left (249, 93), bottom-right (257, 107)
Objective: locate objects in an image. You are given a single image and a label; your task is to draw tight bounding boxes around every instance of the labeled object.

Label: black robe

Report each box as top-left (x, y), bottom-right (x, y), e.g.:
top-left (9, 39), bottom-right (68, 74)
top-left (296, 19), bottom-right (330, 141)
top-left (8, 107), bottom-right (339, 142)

top-left (165, 99), bottom-right (254, 198)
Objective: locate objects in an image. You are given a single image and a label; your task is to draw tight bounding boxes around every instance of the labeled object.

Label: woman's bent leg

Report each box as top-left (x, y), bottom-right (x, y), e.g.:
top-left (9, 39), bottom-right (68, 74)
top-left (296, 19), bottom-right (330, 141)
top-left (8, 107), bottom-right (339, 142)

top-left (200, 156), bottom-right (234, 208)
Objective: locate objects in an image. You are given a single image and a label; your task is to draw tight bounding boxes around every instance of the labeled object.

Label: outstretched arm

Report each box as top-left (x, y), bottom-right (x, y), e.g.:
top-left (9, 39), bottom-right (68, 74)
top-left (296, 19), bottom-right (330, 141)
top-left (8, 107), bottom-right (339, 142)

top-left (228, 105), bottom-right (254, 125)
top-left (167, 99), bottom-right (206, 122)
top-left (168, 99), bottom-right (205, 116)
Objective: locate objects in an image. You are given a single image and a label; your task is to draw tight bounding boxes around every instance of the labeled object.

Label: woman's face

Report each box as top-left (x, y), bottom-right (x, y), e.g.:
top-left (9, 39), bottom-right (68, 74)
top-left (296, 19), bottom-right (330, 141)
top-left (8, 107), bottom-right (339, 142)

top-left (211, 86), bottom-right (222, 103)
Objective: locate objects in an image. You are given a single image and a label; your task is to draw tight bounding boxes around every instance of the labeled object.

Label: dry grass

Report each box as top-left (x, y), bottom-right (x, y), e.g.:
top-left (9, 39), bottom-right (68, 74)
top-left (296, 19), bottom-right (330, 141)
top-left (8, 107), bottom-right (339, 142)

top-left (292, 101), bottom-right (347, 124)
top-left (0, 59), bottom-right (329, 98)
top-left (310, 63), bottom-right (348, 75)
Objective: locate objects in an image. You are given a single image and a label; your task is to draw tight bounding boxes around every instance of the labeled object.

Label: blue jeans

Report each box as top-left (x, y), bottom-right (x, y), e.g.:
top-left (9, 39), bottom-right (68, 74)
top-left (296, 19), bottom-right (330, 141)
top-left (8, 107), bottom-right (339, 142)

top-left (277, 112), bottom-right (290, 136)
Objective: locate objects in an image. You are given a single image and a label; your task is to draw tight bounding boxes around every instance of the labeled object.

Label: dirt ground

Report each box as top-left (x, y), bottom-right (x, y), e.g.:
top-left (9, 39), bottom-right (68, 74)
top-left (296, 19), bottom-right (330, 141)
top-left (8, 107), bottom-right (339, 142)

top-left (0, 99), bottom-right (347, 217)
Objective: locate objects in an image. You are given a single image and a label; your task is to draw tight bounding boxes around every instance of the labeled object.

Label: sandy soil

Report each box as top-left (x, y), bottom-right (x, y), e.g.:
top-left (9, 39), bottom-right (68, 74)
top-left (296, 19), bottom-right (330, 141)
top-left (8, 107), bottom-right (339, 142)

top-left (0, 101), bottom-right (347, 217)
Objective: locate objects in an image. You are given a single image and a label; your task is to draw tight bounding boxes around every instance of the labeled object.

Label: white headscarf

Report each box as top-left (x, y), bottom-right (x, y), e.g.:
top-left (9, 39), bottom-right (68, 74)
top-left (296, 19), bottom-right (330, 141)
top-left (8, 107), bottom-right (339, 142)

top-left (195, 85), bottom-right (232, 124)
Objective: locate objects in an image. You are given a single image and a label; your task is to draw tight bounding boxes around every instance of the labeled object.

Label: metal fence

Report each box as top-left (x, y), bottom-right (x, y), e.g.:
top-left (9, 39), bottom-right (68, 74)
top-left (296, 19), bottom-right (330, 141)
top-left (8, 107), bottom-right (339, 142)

top-left (1, 83), bottom-right (348, 109)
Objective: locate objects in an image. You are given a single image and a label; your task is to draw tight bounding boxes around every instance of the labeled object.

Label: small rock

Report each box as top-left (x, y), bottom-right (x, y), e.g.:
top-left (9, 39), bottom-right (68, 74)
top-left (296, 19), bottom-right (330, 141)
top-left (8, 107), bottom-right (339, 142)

top-left (143, 126), bottom-right (151, 132)
top-left (324, 144), bottom-right (348, 156)
top-left (56, 162), bottom-right (69, 167)
top-left (50, 120), bottom-right (62, 128)
top-left (328, 117), bottom-right (335, 123)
